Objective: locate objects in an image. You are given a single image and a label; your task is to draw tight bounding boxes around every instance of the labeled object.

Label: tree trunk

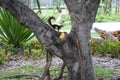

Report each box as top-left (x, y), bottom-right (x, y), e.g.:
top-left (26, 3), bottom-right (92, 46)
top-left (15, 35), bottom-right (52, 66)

top-left (116, 0), bottom-right (120, 14)
top-left (64, 0), bottom-right (100, 79)
top-left (0, 0), bottom-right (100, 80)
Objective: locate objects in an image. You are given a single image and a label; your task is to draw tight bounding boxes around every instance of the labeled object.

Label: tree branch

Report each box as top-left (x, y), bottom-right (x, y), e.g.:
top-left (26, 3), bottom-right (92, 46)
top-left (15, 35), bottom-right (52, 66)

top-left (0, 0), bottom-right (65, 57)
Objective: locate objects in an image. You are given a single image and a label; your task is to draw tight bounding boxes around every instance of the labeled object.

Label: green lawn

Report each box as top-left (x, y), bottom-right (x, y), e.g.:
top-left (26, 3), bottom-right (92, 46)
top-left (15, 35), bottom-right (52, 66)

top-left (0, 65), bottom-right (115, 80)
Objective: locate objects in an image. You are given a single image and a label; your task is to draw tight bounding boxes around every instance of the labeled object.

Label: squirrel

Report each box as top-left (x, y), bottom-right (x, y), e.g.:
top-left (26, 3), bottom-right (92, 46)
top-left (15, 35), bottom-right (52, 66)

top-left (48, 16), bottom-right (63, 31)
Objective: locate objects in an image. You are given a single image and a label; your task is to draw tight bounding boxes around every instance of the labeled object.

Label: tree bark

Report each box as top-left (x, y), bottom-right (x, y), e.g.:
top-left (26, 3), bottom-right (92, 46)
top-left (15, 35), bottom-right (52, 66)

top-left (64, 0), bottom-right (100, 80)
top-left (0, 0), bottom-right (100, 80)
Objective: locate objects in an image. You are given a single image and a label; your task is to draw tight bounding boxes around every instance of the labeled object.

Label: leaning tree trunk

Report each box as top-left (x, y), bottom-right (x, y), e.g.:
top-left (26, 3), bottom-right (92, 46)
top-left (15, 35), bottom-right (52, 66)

top-left (0, 0), bottom-right (100, 80)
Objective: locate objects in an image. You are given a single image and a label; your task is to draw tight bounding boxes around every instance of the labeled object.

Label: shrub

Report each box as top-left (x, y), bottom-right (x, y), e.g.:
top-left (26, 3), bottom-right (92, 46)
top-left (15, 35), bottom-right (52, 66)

top-left (107, 39), bottom-right (120, 58)
top-left (90, 39), bottom-right (120, 58)
top-left (0, 8), bottom-right (34, 48)
top-left (0, 50), bottom-right (9, 64)
top-left (23, 41), bottom-right (46, 59)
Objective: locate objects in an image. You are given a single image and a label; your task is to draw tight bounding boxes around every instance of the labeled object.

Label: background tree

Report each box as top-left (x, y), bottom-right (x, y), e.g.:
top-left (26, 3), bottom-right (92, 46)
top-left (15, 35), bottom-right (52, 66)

top-left (0, 0), bottom-right (100, 80)
top-left (115, 0), bottom-right (120, 14)
top-left (101, 0), bottom-right (112, 15)
top-left (53, 0), bottom-right (62, 13)
top-left (36, 0), bottom-right (41, 14)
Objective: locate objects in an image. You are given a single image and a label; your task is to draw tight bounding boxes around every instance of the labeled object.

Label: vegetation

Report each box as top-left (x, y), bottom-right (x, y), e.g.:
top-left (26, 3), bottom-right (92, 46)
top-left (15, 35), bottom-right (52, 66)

top-left (23, 41), bottom-right (46, 59)
top-left (0, 8), bottom-right (34, 48)
top-left (0, 51), bottom-right (9, 64)
top-left (91, 39), bottom-right (120, 58)
top-left (94, 66), bottom-right (113, 78)
top-left (95, 14), bottom-right (120, 22)
top-left (0, 65), bottom-right (115, 80)
top-left (0, 40), bottom-right (46, 64)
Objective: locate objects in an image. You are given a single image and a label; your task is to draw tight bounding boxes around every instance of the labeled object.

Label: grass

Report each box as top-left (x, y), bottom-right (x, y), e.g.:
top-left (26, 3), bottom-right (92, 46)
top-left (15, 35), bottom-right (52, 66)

top-left (0, 65), bottom-right (115, 80)
top-left (94, 65), bottom-right (113, 78)
top-left (0, 66), bottom-right (43, 80)
top-left (0, 65), bottom-right (66, 80)
top-left (91, 33), bottom-right (100, 38)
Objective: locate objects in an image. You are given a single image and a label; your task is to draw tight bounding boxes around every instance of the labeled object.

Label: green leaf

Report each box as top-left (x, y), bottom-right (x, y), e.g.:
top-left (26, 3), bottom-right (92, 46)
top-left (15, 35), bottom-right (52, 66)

top-left (0, 8), bottom-right (34, 48)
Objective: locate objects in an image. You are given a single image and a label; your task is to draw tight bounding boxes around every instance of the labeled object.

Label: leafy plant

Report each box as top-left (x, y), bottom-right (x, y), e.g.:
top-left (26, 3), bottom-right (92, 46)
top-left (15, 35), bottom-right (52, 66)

top-left (107, 39), bottom-right (120, 58)
top-left (90, 39), bottom-right (102, 55)
top-left (23, 41), bottom-right (46, 59)
top-left (0, 8), bottom-right (34, 48)
top-left (0, 51), bottom-right (9, 64)
top-left (97, 41), bottom-right (108, 56)
top-left (90, 39), bottom-right (120, 58)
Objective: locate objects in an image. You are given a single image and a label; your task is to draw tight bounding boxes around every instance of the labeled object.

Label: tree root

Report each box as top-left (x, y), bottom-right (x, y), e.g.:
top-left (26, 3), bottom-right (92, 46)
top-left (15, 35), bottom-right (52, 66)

top-left (39, 51), bottom-right (66, 80)
top-left (38, 52), bottom-right (52, 80)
